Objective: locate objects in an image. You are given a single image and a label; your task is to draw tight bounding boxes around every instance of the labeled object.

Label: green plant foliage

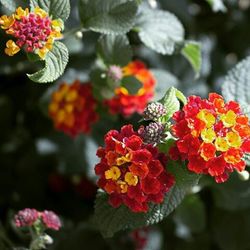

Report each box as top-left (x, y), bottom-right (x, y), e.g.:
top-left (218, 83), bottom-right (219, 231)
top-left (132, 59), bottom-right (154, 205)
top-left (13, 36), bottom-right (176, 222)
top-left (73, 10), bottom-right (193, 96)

top-left (0, 0), bottom-right (16, 11)
top-left (135, 5), bottom-right (184, 55)
top-left (27, 41), bottom-right (69, 83)
top-left (30, 0), bottom-right (70, 21)
top-left (93, 161), bottom-right (200, 238)
top-left (222, 56), bottom-right (250, 111)
top-left (211, 173), bottom-right (250, 211)
top-left (78, 0), bottom-right (138, 34)
top-left (174, 194), bottom-right (206, 233)
top-left (181, 41), bottom-right (202, 77)
top-left (97, 34), bottom-right (132, 66)
top-left (121, 76), bottom-right (142, 95)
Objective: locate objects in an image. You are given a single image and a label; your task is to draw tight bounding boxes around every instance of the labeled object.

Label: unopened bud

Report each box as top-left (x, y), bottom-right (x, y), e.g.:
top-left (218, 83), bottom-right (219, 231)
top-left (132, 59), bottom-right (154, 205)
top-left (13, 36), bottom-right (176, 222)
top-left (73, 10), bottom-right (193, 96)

top-left (143, 102), bottom-right (167, 121)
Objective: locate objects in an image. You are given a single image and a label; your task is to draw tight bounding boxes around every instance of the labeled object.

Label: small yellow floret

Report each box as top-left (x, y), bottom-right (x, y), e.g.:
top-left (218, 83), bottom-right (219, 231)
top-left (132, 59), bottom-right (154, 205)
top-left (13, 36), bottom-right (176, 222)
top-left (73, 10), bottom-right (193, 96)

top-left (226, 131), bottom-right (242, 148)
top-left (4, 40), bottom-right (20, 56)
top-left (221, 110), bottom-right (237, 128)
top-left (215, 137), bottom-right (229, 152)
top-left (0, 15), bottom-right (15, 29)
top-left (105, 166), bottom-right (121, 181)
top-left (125, 172), bottom-right (138, 186)
top-left (197, 109), bottom-right (216, 128)
top-left (15, 7), bottom-right (29, 19)
top-left (201, 128), bottom-right (216, 143)
top-left (34, 7), bottom-right (48, 18)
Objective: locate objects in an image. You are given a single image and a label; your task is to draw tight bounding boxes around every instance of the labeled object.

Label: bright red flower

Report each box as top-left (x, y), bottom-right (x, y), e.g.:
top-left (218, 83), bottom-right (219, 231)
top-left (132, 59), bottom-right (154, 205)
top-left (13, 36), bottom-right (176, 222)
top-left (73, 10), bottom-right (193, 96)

top-left (105, 60), bottom-right (156, 117)
top-left (49, 80), bottom-right (99, 137)
top-left (170, 93), bottom-right (250, 183)
top-left (95, 125), bottom-right (175, 212)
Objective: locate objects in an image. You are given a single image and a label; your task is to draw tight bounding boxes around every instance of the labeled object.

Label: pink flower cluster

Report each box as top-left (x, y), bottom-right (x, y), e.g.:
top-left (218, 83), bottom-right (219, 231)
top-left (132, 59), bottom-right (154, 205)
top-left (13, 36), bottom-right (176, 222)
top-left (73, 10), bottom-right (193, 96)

top-left (14, 208), bottom-right (61, 231)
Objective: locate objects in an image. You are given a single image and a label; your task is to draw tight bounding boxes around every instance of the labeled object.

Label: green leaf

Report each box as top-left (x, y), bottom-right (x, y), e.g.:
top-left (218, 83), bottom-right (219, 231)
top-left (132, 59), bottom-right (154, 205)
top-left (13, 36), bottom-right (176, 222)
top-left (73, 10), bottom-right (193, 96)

top-left (222, 56), bottom-right (250, 118)
top-left (30, 0), bottom-right (70, 21)
top-left (151, 69), bottom-right (179, 101)
top-left (174, 194), bottom-right (206, 233)
top-left (0, 0), bottom-right (16, 12)
top-left (97, 34), bottom-right (132, 67)
top-left (212, 209), bottom-right (250, 250)
top-left (27, 41), bottom-right (69, 83)
top-left (121, 76), bottom-right (142, 95)
top-left (211, 173), bottom-right (250, 211)
top-left (181, 41), bottom-right (202, 78)
top-left (206, 0), bottom-right (227, 13)
top-left (93, 161), bottom-right (200, 238)
top-left (79, 0), bottom-right (138, 34)
top-left (135, 6), bottom-right (184, 55)
top-left (161, 87), bottom-right (181, 121)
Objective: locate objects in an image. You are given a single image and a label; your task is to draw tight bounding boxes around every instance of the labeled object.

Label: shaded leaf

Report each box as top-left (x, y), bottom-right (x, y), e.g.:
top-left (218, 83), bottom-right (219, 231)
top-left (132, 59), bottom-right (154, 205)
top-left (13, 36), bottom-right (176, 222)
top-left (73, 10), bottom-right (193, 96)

top-left (79, 0), bottom-right (138, 34)
top-left (136, 6), bottom-right (184, 55)
top-left (121, 76), bottom-right (142, 95)
top-left (97, 34), bottom-right (132, 66)
top-left (27, 41), bottom-right (69, 83)
top-left (93, 161), bottom-right (200, 237)
top-left (30, 0), bottom-right (70, 21)
top-left (222, 56), bottom-right (250, 116)
top-left (0, 0), bottom-right (16, 12)
top-left (181, 41), bottom-right (202, 78)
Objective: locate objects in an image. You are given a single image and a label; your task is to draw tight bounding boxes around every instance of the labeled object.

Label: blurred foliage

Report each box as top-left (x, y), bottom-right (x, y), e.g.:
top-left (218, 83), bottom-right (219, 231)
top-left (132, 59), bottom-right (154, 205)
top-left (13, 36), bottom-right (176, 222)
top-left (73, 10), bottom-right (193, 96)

top-left (0, 0), bottom-right (250, 249)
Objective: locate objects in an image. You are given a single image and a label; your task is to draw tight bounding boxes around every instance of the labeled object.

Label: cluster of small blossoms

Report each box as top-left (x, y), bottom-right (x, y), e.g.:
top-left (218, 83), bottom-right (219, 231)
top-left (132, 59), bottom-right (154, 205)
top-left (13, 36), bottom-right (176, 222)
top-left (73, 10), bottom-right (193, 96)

top-left (14, 208), bottom-right (61, 231)
top-left (105, 61), bottom-right (156, 117)
top-left (0, 7), bottom-right (63, 59)
top-left (48, 80), bottom-right (99, 137)
top-left (170, 93), bottom-right (250, 183)
top-left (95, 124), bottom-right (174, 212)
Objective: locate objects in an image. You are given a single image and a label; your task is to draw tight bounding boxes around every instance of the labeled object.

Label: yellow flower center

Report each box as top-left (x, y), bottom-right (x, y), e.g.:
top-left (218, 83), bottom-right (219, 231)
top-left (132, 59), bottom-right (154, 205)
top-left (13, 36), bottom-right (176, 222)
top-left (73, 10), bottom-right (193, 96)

top-left (125, 172), bottom-right (138, 186)
top-left (221, 110), bottom-right (237, 128)
top-left (105, 166), bottom-right (121, 181)
top-left (197, 109), bottom-right (216, 128)
top-left (215, 137), bottom-right (229, 152)
top-left (201, 128), bottom-right (216, 143)
top-left (226, 131), bottom-right (242, 148)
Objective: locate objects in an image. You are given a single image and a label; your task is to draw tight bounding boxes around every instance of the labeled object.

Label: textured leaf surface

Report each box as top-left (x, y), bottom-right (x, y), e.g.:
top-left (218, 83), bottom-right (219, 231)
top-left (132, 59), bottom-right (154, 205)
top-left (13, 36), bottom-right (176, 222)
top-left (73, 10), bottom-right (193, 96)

top-left (121, 76), bottom-right (142, 95)
top-left (30, 0), bottom-right (70, 21)
top-left (222, 56), bottom-right (250, 117)
top-left (79, 0), bottom-right (138, 34)
top-left (97, 34), bottom-right (132, 66)
top-left (0, 0), bottom-right (16, 12)
top-left (27, 41), bottom-right (69, 83)
top-left (93, 161), bottom-right (200, 237)
top-left (136, 6), bottom-right (184, 55)
top-left (181, 41), bottom-right (202, 77)
top-left (161, 87), bottom-right (180, 121)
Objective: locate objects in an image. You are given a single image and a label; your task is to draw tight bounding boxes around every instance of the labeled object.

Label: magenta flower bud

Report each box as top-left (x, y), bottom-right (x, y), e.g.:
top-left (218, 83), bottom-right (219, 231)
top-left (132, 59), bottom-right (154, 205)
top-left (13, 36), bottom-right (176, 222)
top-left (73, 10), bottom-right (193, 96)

top-left (41, 210), bottom-right (61, 231)
top-left (14, 208), bottom-right (39, 227)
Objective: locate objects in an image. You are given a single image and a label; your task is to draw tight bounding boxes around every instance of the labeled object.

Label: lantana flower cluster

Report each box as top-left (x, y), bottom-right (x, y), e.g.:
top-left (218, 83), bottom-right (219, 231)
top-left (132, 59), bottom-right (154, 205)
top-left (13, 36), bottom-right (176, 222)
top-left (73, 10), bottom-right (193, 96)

top-left (170, 93), bottom-right (250, 183)
top-left (0, 7), bottom-right (63, 59)
top-left (14, 208), bottom-right (61, 231)
top-left (49, 80), bottom-right (99, 137)
top-left (95, 124), bottom-right (174, 212)
top-left (106, 60), bottom-right (156, 117)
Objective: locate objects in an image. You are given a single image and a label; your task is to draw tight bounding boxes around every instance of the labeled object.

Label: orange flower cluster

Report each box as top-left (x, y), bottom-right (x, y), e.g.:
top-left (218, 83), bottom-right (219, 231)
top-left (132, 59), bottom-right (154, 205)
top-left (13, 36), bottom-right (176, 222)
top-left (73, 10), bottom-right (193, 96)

top-left (49, 81), bottom-right (99, 137)
top-left (95, 125), bottom-right (174, 212)
top-left (0, 7), bottom-right (63, 59)
top-left (106, 60), bottom-right (156, 117)
top-left (170, 93), bottom-right (250, 183)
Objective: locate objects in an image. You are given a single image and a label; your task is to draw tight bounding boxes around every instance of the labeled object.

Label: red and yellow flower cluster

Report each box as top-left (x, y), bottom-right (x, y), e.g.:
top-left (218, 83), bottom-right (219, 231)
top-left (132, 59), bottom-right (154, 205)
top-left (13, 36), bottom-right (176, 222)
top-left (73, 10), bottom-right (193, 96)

top-left (0, 7), bottom-right (63, 59)
top-left (49, 81), bottom-right (99, 137)
top-left (170, 93), bottom-right (250, 183)
top-left (106, 61), bottom-right (156, 117)
top-left (95, 125), bottom-right (175, 212)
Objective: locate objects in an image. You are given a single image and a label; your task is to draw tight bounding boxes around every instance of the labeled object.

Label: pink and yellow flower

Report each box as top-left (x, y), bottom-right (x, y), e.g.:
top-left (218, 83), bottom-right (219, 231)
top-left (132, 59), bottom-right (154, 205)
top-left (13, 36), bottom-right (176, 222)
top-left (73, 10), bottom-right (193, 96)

top-left (170, 93), bottom-right (250, 183)
top-left (105, 61), bottom-right (156, 117)
top-left (95, 125), bottom-right (175, 212)
top-left (49, 81), bottom-right (99, 137)
top-left (0, 7), bottom-right (63, 59)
